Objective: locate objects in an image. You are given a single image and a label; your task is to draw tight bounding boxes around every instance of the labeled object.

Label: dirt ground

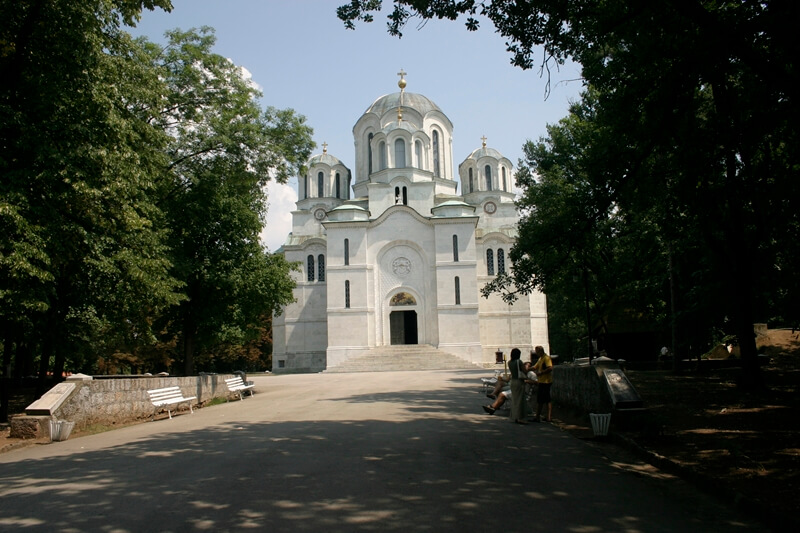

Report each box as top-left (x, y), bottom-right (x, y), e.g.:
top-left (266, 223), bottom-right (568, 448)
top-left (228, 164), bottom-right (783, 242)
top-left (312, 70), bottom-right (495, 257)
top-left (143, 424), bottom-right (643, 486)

top-left (556, 328), bottom-right (800, 531)
top-left (2, 330), bottom-right (798, 529)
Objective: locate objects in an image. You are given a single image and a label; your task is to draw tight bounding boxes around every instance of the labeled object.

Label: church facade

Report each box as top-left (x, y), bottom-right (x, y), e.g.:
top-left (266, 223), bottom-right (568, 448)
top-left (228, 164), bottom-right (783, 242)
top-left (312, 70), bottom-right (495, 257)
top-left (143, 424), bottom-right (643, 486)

top-left (272, 75), bottom-right (549, 373)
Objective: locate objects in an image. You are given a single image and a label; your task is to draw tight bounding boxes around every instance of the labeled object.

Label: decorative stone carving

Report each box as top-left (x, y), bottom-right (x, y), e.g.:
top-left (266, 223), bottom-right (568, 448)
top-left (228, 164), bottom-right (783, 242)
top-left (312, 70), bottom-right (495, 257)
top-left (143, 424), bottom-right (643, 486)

top-left (392, 257), bottom-right (412, 277)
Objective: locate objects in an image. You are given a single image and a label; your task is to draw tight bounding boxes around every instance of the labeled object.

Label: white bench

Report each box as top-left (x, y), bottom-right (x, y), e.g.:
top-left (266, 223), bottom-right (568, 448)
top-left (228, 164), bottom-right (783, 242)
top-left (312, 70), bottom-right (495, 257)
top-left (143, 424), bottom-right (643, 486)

top-left (147, 386), bottom-right (197, 420)
top-left (481, 370), bottom-right (508, 394)
top-left (225, 376), bottom-right (255, 401)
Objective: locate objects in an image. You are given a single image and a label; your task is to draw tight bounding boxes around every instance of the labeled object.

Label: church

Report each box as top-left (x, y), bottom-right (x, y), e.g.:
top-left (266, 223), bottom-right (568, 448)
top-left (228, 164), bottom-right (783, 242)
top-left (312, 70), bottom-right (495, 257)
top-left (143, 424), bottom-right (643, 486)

top-left (272, 73), bottom-right (549, 373)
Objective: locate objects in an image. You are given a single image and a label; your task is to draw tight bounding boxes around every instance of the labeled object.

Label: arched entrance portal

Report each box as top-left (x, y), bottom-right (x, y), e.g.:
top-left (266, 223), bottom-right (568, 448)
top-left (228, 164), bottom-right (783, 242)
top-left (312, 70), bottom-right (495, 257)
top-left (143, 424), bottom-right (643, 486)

top-left (389, 292), bottom-right (418, 345)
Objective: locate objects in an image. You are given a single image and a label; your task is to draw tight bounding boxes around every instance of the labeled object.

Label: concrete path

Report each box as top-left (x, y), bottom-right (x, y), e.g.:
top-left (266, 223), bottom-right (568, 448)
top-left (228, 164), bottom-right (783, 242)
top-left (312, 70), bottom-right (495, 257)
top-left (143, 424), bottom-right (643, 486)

top-left (0, 370), bottom-right (760, 532)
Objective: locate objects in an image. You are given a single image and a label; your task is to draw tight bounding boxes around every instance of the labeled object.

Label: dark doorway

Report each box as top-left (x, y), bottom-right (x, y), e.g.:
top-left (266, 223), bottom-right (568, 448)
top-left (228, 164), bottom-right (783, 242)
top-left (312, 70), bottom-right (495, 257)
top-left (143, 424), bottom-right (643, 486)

top-left (390, 310), bottom-right (418, 345)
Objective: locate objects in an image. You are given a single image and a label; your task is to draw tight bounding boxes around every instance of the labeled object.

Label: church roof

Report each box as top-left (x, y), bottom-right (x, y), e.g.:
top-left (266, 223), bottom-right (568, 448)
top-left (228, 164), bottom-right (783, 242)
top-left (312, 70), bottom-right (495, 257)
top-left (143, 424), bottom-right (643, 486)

top-left (308, 153), bottom-right (345, 167)
top-left (436, 200), bottom-right (471, 207)
top-left (464, 146), bottom-right (507, 161)
top-left (364, 92), bottom-right (442, 117)
top-left (330, 204), bottom-right (367, 212)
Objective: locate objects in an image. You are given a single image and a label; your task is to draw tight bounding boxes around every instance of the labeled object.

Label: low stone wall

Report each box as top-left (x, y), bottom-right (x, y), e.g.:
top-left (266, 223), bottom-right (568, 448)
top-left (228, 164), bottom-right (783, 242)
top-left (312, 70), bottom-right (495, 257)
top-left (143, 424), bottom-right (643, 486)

top-left (10, 374), bottom-right (237, 439)
top-left (551, 364), bottom-right (615, 414)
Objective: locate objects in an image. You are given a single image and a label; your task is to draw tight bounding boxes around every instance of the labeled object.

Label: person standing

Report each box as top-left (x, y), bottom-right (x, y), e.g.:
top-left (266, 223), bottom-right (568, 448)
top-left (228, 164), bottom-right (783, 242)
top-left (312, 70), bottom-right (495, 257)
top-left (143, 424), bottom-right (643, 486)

top-left (532, 345), bottom-right (553, 422)
top-left (508, 348), bottom-right (528, 425)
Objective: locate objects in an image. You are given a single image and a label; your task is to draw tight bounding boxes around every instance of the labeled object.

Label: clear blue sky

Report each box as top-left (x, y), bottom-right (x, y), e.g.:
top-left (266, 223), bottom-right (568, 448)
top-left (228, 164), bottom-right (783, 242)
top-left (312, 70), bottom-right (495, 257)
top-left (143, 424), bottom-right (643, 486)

top-left (129, 0), bottom-right (585, 251)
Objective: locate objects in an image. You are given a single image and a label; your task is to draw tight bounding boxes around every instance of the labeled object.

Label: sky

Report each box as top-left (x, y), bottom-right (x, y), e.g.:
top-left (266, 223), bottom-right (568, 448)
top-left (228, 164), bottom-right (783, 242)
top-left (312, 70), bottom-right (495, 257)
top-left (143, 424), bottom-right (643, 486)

top-left (129, 0), bottom-right (585, 251)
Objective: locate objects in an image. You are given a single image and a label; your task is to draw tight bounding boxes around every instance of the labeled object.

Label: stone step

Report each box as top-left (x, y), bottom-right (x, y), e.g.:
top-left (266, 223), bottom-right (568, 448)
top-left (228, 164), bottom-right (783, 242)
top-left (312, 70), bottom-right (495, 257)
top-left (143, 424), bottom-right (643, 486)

top-left (325, 344), bottom-right (482, 373)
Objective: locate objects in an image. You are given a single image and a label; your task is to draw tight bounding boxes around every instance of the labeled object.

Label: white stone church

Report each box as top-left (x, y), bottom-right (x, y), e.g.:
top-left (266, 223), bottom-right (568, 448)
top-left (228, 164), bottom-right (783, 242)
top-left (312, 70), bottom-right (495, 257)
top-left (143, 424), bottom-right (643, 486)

top-left (272, 74), bottom-right (549, 373)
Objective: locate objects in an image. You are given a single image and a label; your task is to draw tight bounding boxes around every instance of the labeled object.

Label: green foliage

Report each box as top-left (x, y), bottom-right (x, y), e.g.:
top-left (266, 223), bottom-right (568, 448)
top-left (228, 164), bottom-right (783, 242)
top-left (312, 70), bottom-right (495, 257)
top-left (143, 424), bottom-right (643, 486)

top-left (345, 2), bottom-right (799, 387)
top-left (0, 4), bottom-right (312, 382)
top-left (139, 27), bottom-right (313, 374)
top-left (484, 91), bottom-right (669, 360)
top-left (1, 1), bottom-right (183, 378)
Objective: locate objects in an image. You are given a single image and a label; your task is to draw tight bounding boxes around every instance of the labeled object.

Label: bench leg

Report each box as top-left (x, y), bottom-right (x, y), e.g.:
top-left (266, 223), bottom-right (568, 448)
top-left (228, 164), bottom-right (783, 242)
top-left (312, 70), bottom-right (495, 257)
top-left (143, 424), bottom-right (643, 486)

top-left (188, 402), bottom-right (193, 414)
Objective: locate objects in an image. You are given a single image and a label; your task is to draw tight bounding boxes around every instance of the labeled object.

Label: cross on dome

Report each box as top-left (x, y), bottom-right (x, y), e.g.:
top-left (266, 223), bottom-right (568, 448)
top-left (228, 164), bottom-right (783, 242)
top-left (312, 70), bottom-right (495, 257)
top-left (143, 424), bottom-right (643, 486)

top-left (397, 69), bottom-right (407, 122)
top-left (481, 135), bottom-right (487, 147)
top-left (322, 142), bottom-right (328, 154)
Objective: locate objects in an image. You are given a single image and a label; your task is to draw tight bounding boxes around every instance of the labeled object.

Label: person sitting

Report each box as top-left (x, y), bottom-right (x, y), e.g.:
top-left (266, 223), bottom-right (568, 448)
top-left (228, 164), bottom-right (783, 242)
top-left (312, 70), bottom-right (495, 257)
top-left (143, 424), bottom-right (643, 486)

top-left (483, 368), bottom-right (537, 415)
top-left (487, 361), bottom-right (532, 399)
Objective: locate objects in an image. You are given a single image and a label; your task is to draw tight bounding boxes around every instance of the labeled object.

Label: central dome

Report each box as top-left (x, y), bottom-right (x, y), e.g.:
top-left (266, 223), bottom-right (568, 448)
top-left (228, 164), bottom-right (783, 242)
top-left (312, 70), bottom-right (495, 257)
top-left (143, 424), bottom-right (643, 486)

top-left (364, 92), bottom-right (442, 117)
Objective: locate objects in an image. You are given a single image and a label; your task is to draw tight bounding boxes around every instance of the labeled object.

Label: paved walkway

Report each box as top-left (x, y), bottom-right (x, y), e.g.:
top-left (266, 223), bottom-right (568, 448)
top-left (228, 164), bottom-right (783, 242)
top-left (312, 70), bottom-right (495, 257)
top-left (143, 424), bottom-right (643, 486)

top-left (0, 370), bottom-right (760, 532)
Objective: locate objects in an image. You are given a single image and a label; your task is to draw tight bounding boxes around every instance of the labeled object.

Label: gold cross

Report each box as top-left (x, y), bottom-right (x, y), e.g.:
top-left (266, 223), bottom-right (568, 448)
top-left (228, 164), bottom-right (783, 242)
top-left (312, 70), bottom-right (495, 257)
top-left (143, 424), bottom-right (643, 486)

top-left (322, 142), bottom-right (328, 153)
top-left (481, 136), bottom-right (487, 147)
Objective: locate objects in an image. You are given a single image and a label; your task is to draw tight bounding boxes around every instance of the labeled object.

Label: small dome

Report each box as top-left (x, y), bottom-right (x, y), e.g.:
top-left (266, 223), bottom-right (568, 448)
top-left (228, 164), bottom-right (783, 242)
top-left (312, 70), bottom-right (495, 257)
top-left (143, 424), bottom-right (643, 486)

top-left (326, 203), bottom-right (369, 222)
top-left (309, 153), bottom-right (345, 167)
top-left (465, 146), bottom-right (506, 161)
top-left (364, 92), bottom-right (442, 117)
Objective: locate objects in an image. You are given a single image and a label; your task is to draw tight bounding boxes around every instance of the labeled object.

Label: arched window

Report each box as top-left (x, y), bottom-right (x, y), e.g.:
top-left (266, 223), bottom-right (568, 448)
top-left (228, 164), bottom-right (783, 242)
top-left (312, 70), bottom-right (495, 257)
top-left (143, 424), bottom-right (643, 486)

top-left (402, 186), bottom-right (408, 205)
top-left (394, 138), bottom-right (406, 168)
top-left (432, 130), bottom-right (440, 177)
top-left (317, 254), bottom-right (325, 282)
top-left (307, 255), bottom-right (315, 282)
top-left (303, 175), bottom-right (308, 199)
top-left (452, 235), bottom-right (459, 262)
top-left (368, 133), bottom-right (374, 174)
top-left (502, 167), bottom-right (507, 191)
top-left (486, 249), bottom-right (495, 276)
top-left (394, 186), bottom-right (401, 205)
top-left (468, 168), bottom-right (474, 193)
top-left (345, 280), bottom-right (351, 308)
top-left (317, 171), bottom-right (324, 198)
top-left (335, 173), bottom-right (341, 199)
top-left (379, 141), bottom-right (387, 170)
top-left (485, 165), bottom-right (493, 191)
top-left (344, 238), bottom-right (349, 266)
top-left (415, 140), bottom-right (423, 169)
top-left (455, 277), bottom-right (461, 305)
top-left (498, 248), bottom-right (506, 274)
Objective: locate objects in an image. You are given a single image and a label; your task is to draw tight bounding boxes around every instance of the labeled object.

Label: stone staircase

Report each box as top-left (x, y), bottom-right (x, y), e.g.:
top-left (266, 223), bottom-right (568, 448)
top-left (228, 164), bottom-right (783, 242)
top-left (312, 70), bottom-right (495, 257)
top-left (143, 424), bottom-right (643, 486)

top-left (324, 344), bottom-right (483, 373)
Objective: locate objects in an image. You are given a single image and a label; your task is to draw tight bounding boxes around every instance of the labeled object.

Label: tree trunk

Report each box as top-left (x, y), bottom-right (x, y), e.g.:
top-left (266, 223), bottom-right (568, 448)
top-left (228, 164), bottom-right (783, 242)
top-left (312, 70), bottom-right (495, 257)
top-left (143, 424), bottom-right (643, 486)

top-left (1, 319), bottom-right (10, 377)
top-left (37, 321), bottom-right (53, 396)
top-left (0, 320), bottom-right (9, 423)
top-left (183, 305), bottom-right (195, 376)
top-left (14, 339), bottom-right (34, 378)
top-left (729, 251), bottom-right (764, 391)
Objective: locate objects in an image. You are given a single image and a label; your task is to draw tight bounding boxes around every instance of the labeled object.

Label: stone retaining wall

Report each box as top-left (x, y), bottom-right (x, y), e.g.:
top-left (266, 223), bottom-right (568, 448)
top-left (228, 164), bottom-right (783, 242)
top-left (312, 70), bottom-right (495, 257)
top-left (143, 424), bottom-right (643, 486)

top-left (10, 374), bottom-right (237, 439)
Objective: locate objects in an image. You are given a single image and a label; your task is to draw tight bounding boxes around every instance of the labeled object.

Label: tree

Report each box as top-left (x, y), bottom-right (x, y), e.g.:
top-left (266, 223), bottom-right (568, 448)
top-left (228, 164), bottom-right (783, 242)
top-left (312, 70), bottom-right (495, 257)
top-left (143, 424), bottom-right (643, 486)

top-left (138, 28), bottom-right (313, 374)
top-left (1, 3), bottom-right (309, 391)
top-left (484, 91), bottom-right (671, 361)
top-left (1, 1), bottom-right (180, 387)
top-left (339, 0), bottom-right (800, 390)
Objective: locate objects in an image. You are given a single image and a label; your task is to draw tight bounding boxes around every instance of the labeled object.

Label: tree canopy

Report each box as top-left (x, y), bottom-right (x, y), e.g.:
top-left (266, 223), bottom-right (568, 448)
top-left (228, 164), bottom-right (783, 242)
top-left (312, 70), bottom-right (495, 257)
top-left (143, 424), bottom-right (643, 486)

top-left (139, 28), bottom-right (312, 374)
top-left (1, 1), bottom-right (312, 390)
top-left (340, 1), bottom-right (800, 389)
